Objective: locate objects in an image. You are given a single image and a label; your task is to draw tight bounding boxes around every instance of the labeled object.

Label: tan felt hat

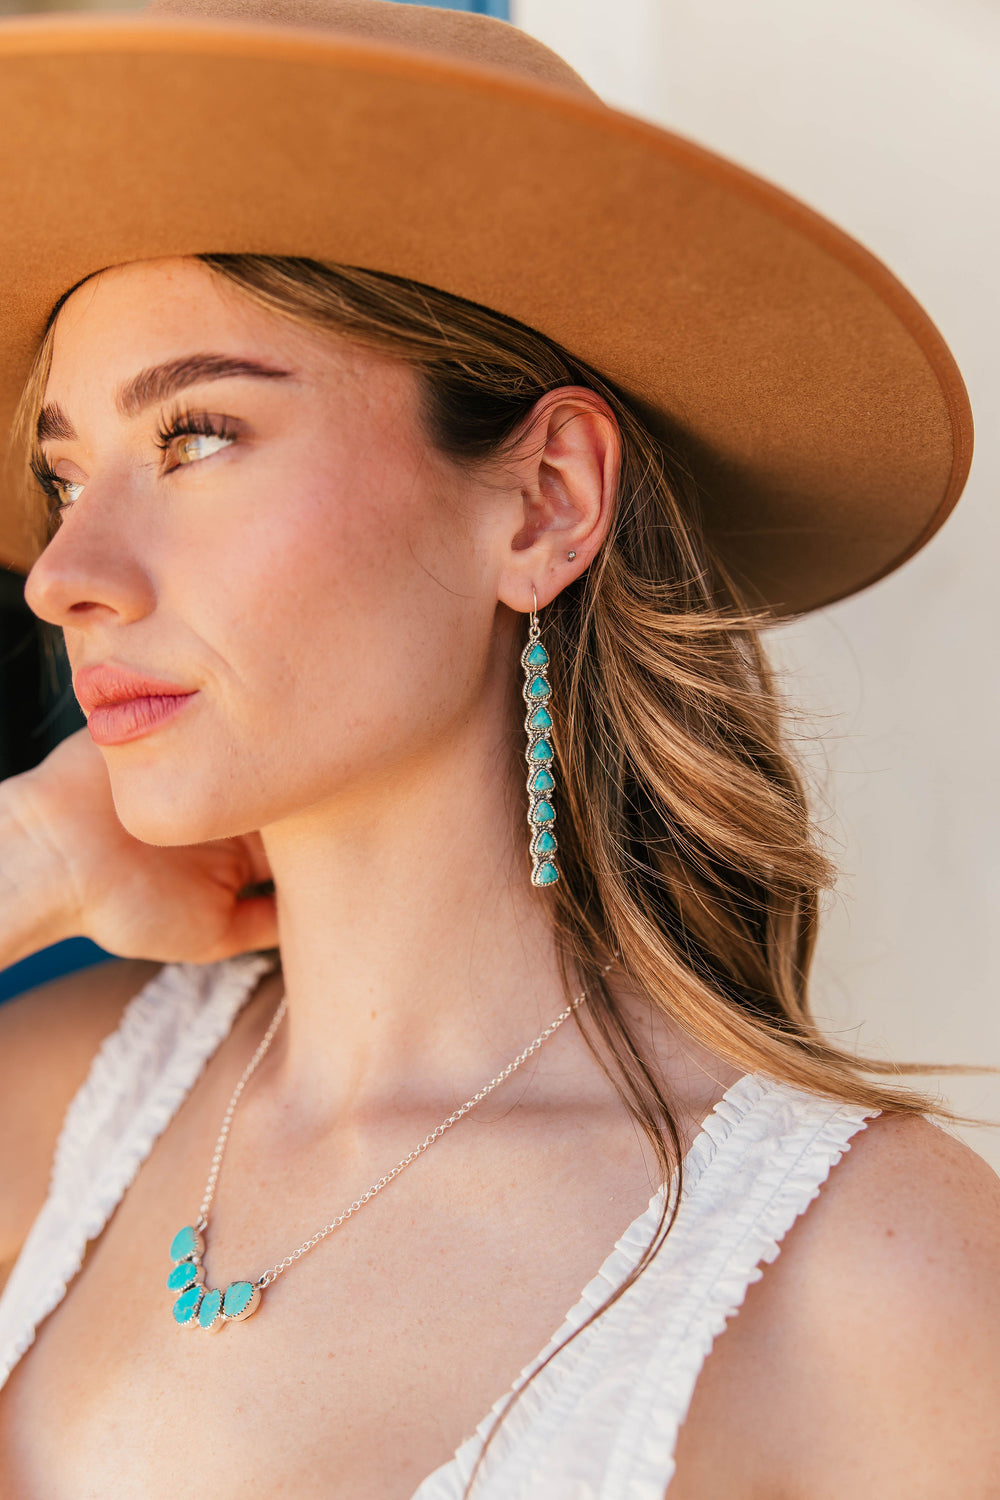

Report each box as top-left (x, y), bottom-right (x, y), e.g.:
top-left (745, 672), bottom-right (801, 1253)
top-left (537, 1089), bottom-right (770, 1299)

top-left (0, 0), bottom-right (973, 613)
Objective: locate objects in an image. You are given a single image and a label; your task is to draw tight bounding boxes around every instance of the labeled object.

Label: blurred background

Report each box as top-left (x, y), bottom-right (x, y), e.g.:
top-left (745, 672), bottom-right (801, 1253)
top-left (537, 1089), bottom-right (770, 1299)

top-left (1, 0), bottom-right (997, 1167)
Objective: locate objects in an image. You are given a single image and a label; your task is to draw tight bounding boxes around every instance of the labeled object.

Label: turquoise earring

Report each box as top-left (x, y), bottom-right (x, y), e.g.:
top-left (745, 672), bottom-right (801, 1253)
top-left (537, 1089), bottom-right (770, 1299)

top-left (522, 589), bottom-right (560, 887)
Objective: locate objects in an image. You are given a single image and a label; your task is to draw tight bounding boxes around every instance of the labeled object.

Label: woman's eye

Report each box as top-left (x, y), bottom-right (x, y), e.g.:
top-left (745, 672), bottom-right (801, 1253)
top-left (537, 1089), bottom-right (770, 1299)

top-left (174, 431), bottom-right (235, 466)
top-left (55, 479), bottom-right (85, 509)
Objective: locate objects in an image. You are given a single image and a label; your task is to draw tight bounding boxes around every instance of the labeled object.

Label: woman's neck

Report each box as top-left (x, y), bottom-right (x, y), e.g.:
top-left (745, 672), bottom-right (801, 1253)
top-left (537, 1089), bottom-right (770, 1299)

top-left (258, 712), bottom-right (576, 1127)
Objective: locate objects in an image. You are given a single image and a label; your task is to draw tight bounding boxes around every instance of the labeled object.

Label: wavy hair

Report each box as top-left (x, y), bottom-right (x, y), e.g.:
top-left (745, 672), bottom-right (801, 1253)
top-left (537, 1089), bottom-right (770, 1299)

top-left (11, 253), bottom-right (954, 1490)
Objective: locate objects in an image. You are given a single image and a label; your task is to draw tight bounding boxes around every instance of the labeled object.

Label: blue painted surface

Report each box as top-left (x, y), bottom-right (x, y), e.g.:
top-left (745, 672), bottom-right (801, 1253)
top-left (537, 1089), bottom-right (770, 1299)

top-left (403, 0), bottom-right (510, 16)
top-left (0, 937), bottom-right (112, 1005)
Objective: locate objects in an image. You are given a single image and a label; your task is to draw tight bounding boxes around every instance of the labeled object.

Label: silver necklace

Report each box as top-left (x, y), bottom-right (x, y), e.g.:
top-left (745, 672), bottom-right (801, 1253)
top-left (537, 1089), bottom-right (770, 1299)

top-left (166, 970), bottom-right (607, 1332)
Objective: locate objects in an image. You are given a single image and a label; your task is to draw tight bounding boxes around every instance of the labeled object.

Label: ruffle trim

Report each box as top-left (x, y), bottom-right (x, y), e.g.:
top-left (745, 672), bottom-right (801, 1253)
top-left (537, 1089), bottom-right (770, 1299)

top-left (413, 1073), bottom-right (878, 1499)
top-left (612, 1086), bottom-right (878, 1497)
top-left (0, 952), bottom-right (275, 1384)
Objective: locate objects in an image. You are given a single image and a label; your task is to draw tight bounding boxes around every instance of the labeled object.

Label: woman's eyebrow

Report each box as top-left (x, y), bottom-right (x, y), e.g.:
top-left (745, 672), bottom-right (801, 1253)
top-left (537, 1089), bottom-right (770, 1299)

top-left (36, 354), bottom-right (295, 443)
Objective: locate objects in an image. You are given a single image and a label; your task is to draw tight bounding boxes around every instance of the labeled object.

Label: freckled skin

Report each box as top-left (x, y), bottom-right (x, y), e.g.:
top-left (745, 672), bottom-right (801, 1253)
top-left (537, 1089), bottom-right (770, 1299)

top-left (26, 257), bottom-right (498, 851)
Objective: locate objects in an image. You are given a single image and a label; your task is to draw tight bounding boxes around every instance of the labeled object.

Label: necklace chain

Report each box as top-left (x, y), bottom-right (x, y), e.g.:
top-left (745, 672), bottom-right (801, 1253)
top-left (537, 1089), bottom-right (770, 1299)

top-left (196, 966), bottom-right (611, 1290)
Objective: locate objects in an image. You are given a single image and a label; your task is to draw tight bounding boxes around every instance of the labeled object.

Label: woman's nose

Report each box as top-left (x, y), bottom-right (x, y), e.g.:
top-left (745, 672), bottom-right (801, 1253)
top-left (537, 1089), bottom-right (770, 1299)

top-left (24, 503), bottom-right (157, 631)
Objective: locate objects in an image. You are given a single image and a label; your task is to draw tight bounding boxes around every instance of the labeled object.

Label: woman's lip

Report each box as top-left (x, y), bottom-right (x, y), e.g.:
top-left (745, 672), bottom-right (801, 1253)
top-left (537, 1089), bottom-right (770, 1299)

top-left (86, 692), bottom-right (197, 747)
top-left (74, 664), bottom-right (196, 715)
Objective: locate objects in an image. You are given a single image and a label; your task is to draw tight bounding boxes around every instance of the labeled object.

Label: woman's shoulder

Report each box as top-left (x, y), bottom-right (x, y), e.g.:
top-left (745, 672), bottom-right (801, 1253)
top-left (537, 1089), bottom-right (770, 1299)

top-left (0, 958), bottom-right (162, 1283)
top-left (779, 1112), bottom-right (1000, 1488)
top-left (790, 1110), bottom-right (1000, 1350)
top-left (673, 1109), bottom-right (1000, 1498)
top-left (795, 1109), bottom-right (1000, 1346)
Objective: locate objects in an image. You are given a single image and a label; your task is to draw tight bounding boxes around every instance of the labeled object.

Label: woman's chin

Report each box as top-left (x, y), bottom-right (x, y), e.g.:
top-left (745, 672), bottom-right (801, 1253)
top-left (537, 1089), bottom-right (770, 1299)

top-left (110, 784), bottom-right (261, 850)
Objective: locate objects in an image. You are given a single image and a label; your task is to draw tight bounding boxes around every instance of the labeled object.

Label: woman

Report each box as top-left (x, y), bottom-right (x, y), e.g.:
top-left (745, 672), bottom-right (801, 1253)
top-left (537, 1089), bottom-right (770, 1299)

top-left (0, 3), bottom-right (997, 1496)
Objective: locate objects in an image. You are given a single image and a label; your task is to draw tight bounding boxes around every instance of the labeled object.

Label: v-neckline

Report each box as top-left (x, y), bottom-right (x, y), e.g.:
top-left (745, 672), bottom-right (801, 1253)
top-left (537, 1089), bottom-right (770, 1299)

top-left (0, 953), bottom-right (762, 1496)
top-left (408, 1069), bottom-right (764, 1500)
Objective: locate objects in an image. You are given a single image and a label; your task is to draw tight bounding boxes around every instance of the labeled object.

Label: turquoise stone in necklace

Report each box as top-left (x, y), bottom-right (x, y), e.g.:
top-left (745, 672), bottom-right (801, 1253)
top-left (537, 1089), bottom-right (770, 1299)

top-left (167, 1260), bottom-right (202, 1293)
top-left (168, 1223), bottom-right (264, 1332)
top-left (222, 1281), bottom-right (261, 1322)
top-left (169, 1224), bottom-right (203, 1263)
top-left (197, 1288), bottom-right (224, 1331)
top-left (172, 1283), bottom-right (203, 1327)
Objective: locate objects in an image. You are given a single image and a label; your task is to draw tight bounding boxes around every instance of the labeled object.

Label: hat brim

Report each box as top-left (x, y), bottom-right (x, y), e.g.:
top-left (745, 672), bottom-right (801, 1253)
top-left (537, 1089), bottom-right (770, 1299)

top-left (0, 14), bottom-right (973, 614)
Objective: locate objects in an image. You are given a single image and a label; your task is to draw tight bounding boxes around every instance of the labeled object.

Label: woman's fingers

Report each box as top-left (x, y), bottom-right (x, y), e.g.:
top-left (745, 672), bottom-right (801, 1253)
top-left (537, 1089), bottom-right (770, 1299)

top-left (3, 728), bottom-right (280, 966)
top-left (216, 892), bottom-right (280, 960)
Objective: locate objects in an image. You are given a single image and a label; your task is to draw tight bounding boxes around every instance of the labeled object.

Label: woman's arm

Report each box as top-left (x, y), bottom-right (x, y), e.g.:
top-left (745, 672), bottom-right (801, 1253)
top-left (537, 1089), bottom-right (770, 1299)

top-left (1, 727), bottom-right (278, 968)
top-left (0, 775), bottom-right (80, 970)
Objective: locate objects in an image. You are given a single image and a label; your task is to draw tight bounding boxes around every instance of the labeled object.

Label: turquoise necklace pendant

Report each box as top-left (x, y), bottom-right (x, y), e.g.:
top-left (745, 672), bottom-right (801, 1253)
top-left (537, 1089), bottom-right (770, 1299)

top-left (168, 1223), bottom-right (262, 1332)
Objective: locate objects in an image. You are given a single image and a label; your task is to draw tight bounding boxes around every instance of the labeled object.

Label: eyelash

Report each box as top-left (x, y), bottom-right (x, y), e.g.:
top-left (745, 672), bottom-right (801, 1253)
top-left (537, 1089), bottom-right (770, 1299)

top-left (30, 408), bottom-right (239, 525)
top-left (153, 406), bottom-right (239, 457)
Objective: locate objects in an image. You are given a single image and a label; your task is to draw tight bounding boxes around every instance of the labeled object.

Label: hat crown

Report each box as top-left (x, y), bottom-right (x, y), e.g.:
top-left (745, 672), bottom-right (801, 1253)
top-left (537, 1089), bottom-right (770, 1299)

top-left (143, 0), bottom-right (601, 101)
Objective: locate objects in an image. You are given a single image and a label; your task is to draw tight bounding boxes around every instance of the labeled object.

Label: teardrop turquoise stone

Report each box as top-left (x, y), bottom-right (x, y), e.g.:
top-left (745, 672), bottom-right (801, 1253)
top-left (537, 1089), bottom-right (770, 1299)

top-left (167, 1261), bottom-right (200, 1293)
top-left (533, 829), bottom-right (558, 855)
top-left (198, 1288), bottom-right (224, 1330)
top-left (528, 706), bottom-right (552, 732)
top-left (534, 861), bottom-right (559, 886)
top-left (525, 642), bottom-right (549, 667)
top-left (528, 738), bottom-right (553, 763)
top-left (530, 767), bottom-right (555, 794)
top-left (169, 1225), bottom-right (201, 1263)
top-left (527, 675), bottom-right (550, 700)
top-left (532, 799), bottom-right (555, 825)
top-left (173, 1285), bottom-right (203, 1326)
top-left (223, 1281), bottom-right (257, 1319)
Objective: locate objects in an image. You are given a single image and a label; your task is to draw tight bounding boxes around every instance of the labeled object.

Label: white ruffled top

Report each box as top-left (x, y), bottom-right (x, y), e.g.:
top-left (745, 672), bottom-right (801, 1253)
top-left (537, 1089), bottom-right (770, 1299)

top-left (0, 953), bottom-right (879, 1497)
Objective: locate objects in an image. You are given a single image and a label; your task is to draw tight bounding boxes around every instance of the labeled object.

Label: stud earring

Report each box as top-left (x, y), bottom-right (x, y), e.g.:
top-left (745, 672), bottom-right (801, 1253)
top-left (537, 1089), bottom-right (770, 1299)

top-left (521, 588), bottom-right (560, 887)
top-left (567, 550), bottom-right (577, 561)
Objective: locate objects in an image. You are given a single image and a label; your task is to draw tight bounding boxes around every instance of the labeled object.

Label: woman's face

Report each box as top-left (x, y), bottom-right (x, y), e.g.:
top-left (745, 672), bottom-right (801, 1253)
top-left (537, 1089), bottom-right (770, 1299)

top-left (24, 257), bottom-right (511, 845)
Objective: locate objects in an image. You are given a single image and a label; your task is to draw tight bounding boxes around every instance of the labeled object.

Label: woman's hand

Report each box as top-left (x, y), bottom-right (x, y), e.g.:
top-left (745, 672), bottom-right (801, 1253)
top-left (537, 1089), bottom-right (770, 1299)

top-left (1, 728), bottom-right (278, 967)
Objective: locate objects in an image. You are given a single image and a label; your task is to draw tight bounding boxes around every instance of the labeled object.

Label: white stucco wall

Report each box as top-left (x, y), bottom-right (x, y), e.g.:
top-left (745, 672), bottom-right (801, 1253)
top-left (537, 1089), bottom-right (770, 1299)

top-left (516, 0), bottom-right (1000, 1165)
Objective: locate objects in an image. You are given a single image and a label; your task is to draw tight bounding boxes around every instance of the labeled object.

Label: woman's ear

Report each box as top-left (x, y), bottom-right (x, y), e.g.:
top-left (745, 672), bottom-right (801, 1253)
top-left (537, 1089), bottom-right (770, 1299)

top-left (495, 386), bottom-right (620, 613)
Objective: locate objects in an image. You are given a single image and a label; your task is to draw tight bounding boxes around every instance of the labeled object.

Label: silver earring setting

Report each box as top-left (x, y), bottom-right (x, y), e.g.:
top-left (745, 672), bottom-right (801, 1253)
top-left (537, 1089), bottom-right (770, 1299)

top-left (521, 590), bottom-right (560, 887)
